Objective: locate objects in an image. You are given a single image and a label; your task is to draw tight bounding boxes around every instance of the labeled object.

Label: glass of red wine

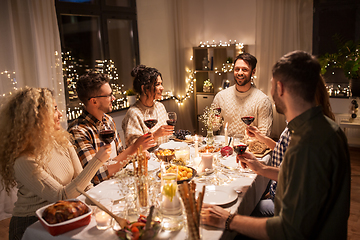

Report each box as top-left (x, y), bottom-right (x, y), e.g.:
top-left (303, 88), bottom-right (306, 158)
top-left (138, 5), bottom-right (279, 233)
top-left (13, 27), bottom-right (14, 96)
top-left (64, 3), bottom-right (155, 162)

top-left (233, 136), bottom-right (249, 172)
top-left (167, 112), bottom-right (177, 140)
top-left (241, 116), bottom-right (255, 144)
top-left (144, 108), bottom-right (158, 133)
top-left (99, 116), bottom-right (115, 144)
top-left (99, 116), bottom-right (116, 165)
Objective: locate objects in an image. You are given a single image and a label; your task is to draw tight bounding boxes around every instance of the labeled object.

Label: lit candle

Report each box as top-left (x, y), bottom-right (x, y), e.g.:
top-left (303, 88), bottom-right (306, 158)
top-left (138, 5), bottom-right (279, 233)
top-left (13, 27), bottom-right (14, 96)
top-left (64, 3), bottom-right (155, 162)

top-left (194, 135), bottom-right (199, 157)
top-left (95, 210), bottom-right (111, 230)
top-left (224, 122), bottom-right (228, 146)
top-left (200, 152), bottom-right (213, 172)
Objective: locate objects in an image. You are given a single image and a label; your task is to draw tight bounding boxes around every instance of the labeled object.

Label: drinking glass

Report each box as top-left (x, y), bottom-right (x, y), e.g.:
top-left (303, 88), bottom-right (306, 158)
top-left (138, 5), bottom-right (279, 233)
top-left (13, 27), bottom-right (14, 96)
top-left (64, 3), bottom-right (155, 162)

top-left (99, 115), bottom-right (115, 144)
top-left (167, 112), bottom-right (177, 139)
top-left (241, 115), bottom-right (255, 144)
top-left (232, 135), bottom-right (249, 173)
top-left (144, 108), bottom-right (158, 132)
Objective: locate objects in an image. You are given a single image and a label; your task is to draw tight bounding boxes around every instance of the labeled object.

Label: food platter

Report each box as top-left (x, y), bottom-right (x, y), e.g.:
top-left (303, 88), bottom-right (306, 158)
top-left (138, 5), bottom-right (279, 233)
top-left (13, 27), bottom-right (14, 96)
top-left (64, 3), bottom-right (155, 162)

top-left (156, 166), bottom-right (197, 184)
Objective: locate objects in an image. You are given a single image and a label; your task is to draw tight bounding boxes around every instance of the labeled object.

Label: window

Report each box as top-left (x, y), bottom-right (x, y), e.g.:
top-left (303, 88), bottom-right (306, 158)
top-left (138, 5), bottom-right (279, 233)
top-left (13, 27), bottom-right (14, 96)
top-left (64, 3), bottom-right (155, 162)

top-left (55, 0), bottom-right (139, 120)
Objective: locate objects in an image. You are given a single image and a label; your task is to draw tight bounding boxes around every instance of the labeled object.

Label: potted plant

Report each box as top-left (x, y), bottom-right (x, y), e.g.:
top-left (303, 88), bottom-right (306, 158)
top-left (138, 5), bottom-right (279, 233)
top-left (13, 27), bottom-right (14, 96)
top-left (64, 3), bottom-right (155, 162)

top-left (318, 37), bottom-right (360, 97)
top-left (125, 89), bottom-right (137, 106)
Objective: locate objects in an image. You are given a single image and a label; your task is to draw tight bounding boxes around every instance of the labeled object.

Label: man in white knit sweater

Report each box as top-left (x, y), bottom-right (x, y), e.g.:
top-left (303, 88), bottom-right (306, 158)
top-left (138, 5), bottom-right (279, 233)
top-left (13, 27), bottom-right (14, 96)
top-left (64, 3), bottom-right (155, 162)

top-left (213, 53), bottom-right (273, 137)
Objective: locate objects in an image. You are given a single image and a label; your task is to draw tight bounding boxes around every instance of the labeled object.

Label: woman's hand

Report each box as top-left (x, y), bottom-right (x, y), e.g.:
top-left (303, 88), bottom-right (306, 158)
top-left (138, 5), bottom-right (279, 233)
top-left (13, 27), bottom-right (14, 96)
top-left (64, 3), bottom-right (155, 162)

top-left (153, 125), bottom-right (174, 139)
top-left (94, 145), bottom-right (112, 163)
top-left (236, 152), bottom-right (263, 174)
top-left (134, 133), bottom-right (156, 150)
top-left (201, 203), bottom-right (231, 229)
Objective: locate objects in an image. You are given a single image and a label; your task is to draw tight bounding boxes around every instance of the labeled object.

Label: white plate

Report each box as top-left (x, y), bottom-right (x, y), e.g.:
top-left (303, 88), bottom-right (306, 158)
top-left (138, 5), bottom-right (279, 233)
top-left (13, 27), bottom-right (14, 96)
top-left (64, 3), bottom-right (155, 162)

top-left (202, 185), bottom-right (238, 205)
top-left (220, 155), bottom-right (238, 168)
top-left (85, 179), bottom-right (122, 201)
top-left (126, 159), bottom-right (160, 171)
top-left (159, 140), bottom-right (188, 149)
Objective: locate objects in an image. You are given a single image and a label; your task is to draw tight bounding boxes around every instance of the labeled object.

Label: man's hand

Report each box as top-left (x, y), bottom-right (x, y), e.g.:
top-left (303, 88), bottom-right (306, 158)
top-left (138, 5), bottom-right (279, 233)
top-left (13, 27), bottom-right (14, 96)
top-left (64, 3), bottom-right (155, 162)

top-left (201, 203), bottom-right (230, 229)
top-left (236, 151), bottom-right (263, 174)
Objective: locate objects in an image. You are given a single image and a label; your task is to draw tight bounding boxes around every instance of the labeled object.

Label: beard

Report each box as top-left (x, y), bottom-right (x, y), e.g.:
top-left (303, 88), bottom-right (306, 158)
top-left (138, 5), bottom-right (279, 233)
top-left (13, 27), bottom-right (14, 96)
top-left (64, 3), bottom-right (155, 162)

top-left (234, 72), bottom-right (252, 87)
top-left (272, 89), bottom-right (286, 114)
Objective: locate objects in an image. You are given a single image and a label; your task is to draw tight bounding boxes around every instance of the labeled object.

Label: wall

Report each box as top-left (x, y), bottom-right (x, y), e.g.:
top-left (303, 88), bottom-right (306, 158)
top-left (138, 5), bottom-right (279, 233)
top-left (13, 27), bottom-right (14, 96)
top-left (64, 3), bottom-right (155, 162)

top-left (135, 0), bottom-right (257, 134)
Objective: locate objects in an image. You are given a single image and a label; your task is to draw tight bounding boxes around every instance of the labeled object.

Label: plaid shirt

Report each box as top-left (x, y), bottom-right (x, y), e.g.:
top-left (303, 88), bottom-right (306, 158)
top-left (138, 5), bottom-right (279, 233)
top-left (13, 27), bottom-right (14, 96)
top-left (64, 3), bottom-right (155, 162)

top-left (68, 110), bottom-right (123, 185)
top-left (269, 127), bottom-right (291, 199)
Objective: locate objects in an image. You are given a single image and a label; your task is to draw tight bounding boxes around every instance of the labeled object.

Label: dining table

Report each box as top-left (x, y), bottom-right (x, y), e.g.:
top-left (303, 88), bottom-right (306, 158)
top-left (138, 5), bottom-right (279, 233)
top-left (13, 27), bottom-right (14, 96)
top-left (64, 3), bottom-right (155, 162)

top-left (22, 139), bottom-right (271, 240)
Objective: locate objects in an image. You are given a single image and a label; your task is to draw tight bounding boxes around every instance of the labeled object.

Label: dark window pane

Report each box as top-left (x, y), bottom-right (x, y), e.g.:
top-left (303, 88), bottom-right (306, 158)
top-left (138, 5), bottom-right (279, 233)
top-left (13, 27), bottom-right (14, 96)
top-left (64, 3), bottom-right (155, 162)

top-left (107, 18), bottom-right (136, 88)
top-left (61, 15), bottom-right (103, 112)
top-left (105, 0), bottom-right (130, 7)
top-left (61, 15), bottom-right (103, 75)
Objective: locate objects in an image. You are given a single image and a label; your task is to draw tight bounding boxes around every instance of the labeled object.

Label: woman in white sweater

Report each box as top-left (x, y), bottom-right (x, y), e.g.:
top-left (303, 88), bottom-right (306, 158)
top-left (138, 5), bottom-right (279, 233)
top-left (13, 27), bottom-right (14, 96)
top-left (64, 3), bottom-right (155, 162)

top-left (122, 65), bottom-right (174, 147)
top-left (0, 88), bottom-right (111, 240)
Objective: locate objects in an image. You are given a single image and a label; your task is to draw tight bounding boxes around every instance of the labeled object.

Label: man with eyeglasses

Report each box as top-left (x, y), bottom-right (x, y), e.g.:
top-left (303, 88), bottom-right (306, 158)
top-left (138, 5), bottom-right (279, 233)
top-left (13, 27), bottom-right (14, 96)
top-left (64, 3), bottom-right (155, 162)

top-left (68, 71), bottom-right (155, 185)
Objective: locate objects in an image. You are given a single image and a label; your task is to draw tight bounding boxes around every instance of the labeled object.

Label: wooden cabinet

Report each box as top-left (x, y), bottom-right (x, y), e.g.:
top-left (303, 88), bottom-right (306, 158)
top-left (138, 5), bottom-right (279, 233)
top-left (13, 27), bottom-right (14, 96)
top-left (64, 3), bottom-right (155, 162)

top-left (193, 45), bottom-right (243, 134)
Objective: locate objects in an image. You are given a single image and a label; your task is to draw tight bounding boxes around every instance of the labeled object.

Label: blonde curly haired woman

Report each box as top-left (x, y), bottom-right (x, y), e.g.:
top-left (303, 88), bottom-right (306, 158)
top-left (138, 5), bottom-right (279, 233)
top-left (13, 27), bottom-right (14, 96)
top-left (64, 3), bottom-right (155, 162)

top-left (0, 88), bottom-right (111, 240)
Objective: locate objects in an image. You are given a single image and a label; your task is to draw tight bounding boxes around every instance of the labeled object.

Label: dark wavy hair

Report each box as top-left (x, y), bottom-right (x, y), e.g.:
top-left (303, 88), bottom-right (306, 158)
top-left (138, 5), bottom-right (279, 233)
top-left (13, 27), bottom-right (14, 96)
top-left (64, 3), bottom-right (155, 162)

top-left (233, 53), bottom-right (257, 71)
top-left (76, 71), bottom-right (110, 104)
top-left (272, 51), bottom-right (321, 103)
top-left (132, 65), bottom-right (162, 97)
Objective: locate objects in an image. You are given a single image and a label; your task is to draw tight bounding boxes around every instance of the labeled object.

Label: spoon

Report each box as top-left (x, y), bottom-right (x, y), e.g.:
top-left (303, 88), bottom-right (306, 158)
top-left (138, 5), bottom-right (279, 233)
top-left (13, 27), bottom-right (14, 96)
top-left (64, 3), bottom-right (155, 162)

top-left (76, 187), bottom-right (128, 229)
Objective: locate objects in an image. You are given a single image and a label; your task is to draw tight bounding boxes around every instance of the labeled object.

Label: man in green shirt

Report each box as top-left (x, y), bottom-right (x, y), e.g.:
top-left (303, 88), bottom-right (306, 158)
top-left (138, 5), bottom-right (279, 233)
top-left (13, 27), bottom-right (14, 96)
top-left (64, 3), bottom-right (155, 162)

top-left (201, 51), bottom-right (350, 239)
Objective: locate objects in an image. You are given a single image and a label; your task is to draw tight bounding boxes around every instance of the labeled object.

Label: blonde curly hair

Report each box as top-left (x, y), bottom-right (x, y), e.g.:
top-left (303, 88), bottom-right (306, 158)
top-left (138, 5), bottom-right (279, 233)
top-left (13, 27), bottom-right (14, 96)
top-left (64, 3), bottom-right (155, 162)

top-left (0, 87), bottom-right (69, 193)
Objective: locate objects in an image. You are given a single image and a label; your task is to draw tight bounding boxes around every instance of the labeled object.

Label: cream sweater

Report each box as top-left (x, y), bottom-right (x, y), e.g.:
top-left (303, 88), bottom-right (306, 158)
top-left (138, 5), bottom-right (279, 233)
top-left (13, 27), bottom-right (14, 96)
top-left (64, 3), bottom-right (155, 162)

top-left (122, 100), bottom-right (169, 147)
top-left (213, 85), bottom-right (273, 137)
top-left (12, 142), bottom-right (102, 217)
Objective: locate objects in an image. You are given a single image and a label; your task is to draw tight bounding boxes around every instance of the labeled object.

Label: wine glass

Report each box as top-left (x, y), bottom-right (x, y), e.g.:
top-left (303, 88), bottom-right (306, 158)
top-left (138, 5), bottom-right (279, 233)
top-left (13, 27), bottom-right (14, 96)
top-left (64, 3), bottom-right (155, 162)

top-left (232, 135), bottom-right (249, 173)
top-left (144, 108), bottom-right (158, 132)
top-left (241, 115), bottom-right (255, 144)
top-left (99, 116), bottom-right (116, 165)
top-left (167, 112), bottom-right (177, 139)
top-left (99, 116), bottom-right (115, 144)
top-left (167, 112), bottom-right (177, 126)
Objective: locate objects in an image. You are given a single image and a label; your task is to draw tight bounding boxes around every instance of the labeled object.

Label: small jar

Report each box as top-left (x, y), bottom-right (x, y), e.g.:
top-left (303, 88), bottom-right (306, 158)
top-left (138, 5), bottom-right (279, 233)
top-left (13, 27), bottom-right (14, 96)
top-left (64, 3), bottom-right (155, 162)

top-left (174, 145), bottom-right (190, 165)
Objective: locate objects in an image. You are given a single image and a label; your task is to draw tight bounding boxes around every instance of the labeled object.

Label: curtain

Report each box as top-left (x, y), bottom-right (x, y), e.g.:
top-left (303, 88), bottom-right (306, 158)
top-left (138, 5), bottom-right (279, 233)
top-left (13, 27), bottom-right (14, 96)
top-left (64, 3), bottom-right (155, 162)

top-left (0, 0), bottom-right (64, 220)
top-left (255, 0), bottom-right (313, 137)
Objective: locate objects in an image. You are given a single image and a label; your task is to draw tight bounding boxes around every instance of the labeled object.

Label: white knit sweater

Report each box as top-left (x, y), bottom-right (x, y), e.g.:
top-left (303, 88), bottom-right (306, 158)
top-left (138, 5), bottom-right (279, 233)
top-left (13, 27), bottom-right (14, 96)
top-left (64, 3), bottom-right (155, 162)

top-left (213, 85), bottom-right (273, 137)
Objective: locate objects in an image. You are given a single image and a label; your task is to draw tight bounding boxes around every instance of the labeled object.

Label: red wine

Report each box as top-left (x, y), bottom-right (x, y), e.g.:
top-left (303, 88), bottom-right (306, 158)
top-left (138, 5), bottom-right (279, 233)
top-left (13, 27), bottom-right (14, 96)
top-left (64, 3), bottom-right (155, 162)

top-left (233, 144), bottom-right (247, 155)
top-left (241, 116), bottom-right (255, 126)
top-left (99, 129), bottom-right (115, 144)
top-left (144, 119), bottom-right (158, 129)
top-left (215, 107), bottom-right (221, 116)
top-left (166, 119), bottom-right (177, 126)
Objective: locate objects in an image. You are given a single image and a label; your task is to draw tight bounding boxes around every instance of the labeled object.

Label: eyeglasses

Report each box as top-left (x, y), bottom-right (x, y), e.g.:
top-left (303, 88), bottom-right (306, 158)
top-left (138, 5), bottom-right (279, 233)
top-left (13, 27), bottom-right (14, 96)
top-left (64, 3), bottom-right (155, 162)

top-left (88, 94), bottom-right (114, 100)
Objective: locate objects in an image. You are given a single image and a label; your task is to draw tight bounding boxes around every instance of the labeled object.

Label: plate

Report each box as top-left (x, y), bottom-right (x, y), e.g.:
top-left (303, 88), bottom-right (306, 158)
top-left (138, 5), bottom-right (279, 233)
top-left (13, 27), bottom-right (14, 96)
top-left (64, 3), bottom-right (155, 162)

top-left (159, 140), bottom-right (188, 149)
top-left (85, 179), bottom-right (123, 201)
top-left (201, 185), bottom-right (238, 206)
top-left (156, 166), bottom-right (197, 184)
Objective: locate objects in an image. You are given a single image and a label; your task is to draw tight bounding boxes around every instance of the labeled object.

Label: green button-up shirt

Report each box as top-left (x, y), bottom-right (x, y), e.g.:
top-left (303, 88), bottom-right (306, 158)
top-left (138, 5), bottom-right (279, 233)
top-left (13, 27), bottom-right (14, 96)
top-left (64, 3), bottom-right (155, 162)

top-left (266, 106), bottom-right (350, 239)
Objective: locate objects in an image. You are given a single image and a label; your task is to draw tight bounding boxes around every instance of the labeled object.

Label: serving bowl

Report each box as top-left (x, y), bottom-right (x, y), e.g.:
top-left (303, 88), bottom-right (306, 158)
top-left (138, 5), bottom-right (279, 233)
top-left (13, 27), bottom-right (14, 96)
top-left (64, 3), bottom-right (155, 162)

top-left (35, 199), bottom-right (92, 236)
top-left (154, 149), bottom-right (175, 162)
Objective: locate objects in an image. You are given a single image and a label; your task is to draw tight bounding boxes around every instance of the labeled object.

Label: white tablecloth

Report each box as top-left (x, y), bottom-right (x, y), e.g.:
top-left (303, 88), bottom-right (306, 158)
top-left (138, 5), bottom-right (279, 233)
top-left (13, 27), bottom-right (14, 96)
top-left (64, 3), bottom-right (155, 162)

top-left (23, 152), bottom-right (271, 240)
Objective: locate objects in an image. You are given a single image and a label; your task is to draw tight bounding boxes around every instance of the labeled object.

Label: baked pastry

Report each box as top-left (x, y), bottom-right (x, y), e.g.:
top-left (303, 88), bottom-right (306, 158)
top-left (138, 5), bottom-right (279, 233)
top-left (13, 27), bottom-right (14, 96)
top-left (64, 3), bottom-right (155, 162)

top-left (248, 140), bottom-right (268, 154)
top-left (42, 200), bottom-right (89, 224)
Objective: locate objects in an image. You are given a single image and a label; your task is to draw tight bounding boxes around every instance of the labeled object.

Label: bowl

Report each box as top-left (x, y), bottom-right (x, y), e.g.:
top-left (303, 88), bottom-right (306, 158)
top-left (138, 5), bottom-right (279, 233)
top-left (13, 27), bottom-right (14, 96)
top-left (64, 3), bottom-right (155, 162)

top-left (35, 199), bottom-right (92, 236)
top-left (156, 166), bottom-right (197, 184)
top-left (198, 145), bottom-right (221, 154)
top-left (154, 149), bottom-right (175, 162)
